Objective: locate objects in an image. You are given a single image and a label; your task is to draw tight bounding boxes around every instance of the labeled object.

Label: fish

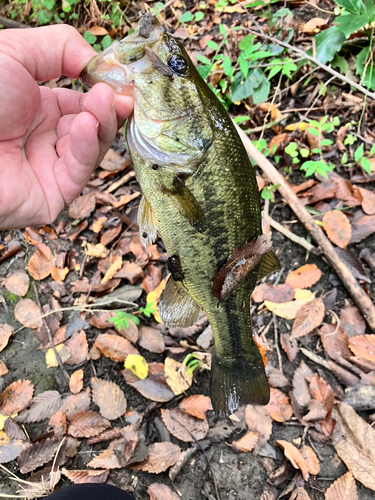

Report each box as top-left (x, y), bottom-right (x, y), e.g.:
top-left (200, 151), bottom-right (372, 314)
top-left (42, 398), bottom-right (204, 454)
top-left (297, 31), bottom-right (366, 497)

top-left (81, 13), bottom-right (280, 416)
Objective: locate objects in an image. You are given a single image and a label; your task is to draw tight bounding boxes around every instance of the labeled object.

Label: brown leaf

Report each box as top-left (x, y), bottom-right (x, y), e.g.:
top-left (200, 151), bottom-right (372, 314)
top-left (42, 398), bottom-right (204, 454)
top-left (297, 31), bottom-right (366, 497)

top-left (303, 17), bottom-right (327, 33)
top-left (16, 390), bottom-right (62, 423)
top-left (164, 357), bottom-right (193, 395)
top-left (65, 330), bottom-right (88, 365)
top-left (87, 311), bottom-right (115, 329)
top-left (349, 335), bottom-right (375, 364)
top-left (333, 402), bottom-right (375, 491)
top-left (142, 264), bottom-right (162, 294)
top-left (95, 333), bottom-right (139, 362)
top-left (115, 261), bottom-right (144, 283)
top-left (0, 380), bottom-right (34, 416)
top-left (362, 191), bottom-right (375, 216)
top-left (161, 408), bottom-right (209, 442)
top-left (138, 326), bottom-right (165, 353)
top-left (148, 483), bottom-right (180, 500)
top-left (2, 270), bottom-right (29, 296)
top-left (340, 300), bottom-right (366, 338)
top-left (325, 471), bottom-right (358, 500)
top-left (122, 363), bottom-right (175, 403)
top-left (51, 266), bottom-right (69, 282)
top-left (100, 148), bottom-right (130, 171)
top-left (0, 360), bottom-right (8, 376)
top-left (14, 298), bottom-right (42, 329)
top-left (309, 374), bottom-right (334, 417)
top-left (0, 431), bottom-right (30, 464)
top-left (265, 289), bottom-right (316, 320)
top-left (130, 237), bottom-right (149, 267)
top-left (262, 284), bottom-right (295, 303)
top-left (4, 417), bottom-right (27, 440)
top-left (84, 242), bottom-right (109, 259)
top-left (290, 488), bottom-right (312, 500)
top-left (350, 213), bottom-right (375, 243)
top-left (100, 223), bottom-right (123, 247)
top-left (28, 243), bottom-right (55, 280)
top-left (245, 405), bottom-right (272, 455)
top-left (0, 324), bottom-right (13, 353)
top-left (91, 377), bottom-right (127, 420)
top-left (69, 370), bottom-right (84, 395)
top-left (280, 333), bottom-right (299, 362)
top-left (322, 210), bottom-right (352, 249)
top-left (48, 410), bottom-right (67, 438)
top-left (290, 298), bottom-right (325, 339)
top-left (69, 192), bottom-right (96, 219)
top-left (319, 324), bottom-right (351, 362)
top-left (285, 264), bottom-right (321, 289)
top-left (277, 440), bottom-right (310, 481)
top-left (265, 388), bottom-right (293, 422)
top-left (17, 438), bottom-right (61, 473)
top-left (62, 468), bottom-right (109, 484)
top-left (231, 431), bottom-right (260, 453)
top-left (68, 411), bottom-right (111, 438)
top-left (267, 367), bottom-right (291, 389)
top-left (179, 395), bottom-right (213, 420)
top-left (251, 282), bottom-right (272, 303)
top-left (59, 388), bottom-right (91, 419)
top-left (301, 445), bottom-right (320, 475)
top-left (24, 226), bottom-right (43, 245)
top-left (89, 26), bottom-right (108, 36)
top-left (132, 442), bottom-right (180, 473)
top-left (116, 320), bottom-right (139, 344)
top-left (292, 361), bottom-right (313, 408)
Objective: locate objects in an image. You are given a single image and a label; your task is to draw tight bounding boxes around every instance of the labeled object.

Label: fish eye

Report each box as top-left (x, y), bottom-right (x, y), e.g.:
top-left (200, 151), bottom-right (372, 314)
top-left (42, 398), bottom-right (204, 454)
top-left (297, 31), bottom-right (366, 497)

top-left (167, 54), bottom-right (188, 76)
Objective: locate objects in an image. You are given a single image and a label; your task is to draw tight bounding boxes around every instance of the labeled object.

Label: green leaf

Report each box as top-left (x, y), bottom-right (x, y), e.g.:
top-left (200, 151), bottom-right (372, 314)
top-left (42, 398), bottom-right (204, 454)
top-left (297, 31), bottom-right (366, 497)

top-left (239, 34), bottom-right (255, 51)
top-left (363, 0), bottom-right (375, 19)
top-left (354, 143), bottom-right (364, 162)
top-left (314, 26), bottom-right (346, 64)
top-left (335, 12), bottom-right (368, 37)
top-left (43, 0), bottom-right (55, 10)
top-left (101, 35), bottom-right (112, 50)
top-left (219, 24), bottom-right (227, 37)
top-left (341, 152), bottom-right (348, 164)
top-left (285, 142), bottom-right (297, 154)
top-left (320, 139), bottom-right (334, 146)
top-left (195, 11), bottom-right (204, 21)
top-left (239, 58), bottom-right (249, 78)
top-left (370, 144), bottom-right (375, 155)
top-left (196, 54), bottom-right (211, 65)
top-left (84, 31), bottom-right (97, 44)
top-left (234, 115), bottom-right (250, 124)
top-left (272, 7), bottom-right (292, 17)
top-left (206, 40), bottom-right (219, 50)
top-left (268, 64), bottom-right (282, 80)
top-left (331, 55), bottom-right (349, 74)
top-left (307, 127), bottom-right (320, 137)
top-left (249, 51), bottom-right (274, 62)
top-left (356, 47), bottom-right (375, 91)
top-left (222, 55), bottom-right (234, 78)
top-left (334, 0), bottom-right (363, 14)
top-left (181, 11), bottom-right (193, 22)
top-left (300, 148), bottom-right (309, 158)
top-left (360, 156), bottom-right (372, 173)
top-left (197, 64), bottom-right (212, 80)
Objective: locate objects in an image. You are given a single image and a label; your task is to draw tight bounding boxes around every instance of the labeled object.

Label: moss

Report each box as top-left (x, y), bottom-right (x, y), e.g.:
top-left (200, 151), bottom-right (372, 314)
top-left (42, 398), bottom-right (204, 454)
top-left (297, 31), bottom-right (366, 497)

top-left (4, 291), bottom-right (20, 304)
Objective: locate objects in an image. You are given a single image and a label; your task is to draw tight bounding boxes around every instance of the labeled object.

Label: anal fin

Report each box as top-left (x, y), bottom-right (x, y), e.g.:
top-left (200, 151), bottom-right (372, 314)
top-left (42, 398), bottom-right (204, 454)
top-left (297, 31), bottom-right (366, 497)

top-left (257, 250), bottom-right (280, 281)
top-left (158, 276), bottom-right (202, 328)
top-left (138, 195), bottom-right (158, 247)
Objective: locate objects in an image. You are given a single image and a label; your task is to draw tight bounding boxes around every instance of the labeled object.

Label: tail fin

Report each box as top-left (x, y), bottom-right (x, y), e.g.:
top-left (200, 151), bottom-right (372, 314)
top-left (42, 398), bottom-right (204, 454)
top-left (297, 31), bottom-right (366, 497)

top-left (210, 354), bottom-right (270, 417)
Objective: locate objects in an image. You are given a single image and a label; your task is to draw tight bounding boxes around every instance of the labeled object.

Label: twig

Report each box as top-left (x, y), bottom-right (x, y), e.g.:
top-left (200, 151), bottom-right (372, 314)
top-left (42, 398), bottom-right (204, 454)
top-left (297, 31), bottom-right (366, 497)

top-left (0, 15), bottom-right (28, 28)
top-left (236, 124), bottom-right (375, 332)
top-left (300, 347), bottom-right (331, 370)
top-left (105, 170), bottom-right (136, 193)
top-left (245, 29), bottom-right (375, 101)
top-left (243, 115), bottom-right (291, 134)
top-left (32, 283), bottom-right (70, 383)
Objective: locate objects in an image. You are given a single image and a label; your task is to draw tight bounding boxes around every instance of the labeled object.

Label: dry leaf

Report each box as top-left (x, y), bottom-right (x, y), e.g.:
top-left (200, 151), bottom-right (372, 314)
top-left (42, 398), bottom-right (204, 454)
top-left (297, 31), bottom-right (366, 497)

top-left (101, 255), bottom-right (123, 284)
top-left (4, 417), bottom-right (27, 440)
top-left (28, 244), bottom-right (55, 280)
top-left (65, 330), bottom-right (88, 365)
top-left (285, 264), bottom-right (321, 289)
top-left (0, 361), bottom-right (8, 376)
top-left (0, 380), bottom-right (34, 416)
top-left (16, 390), bottom-right (62, 423)
top-left (95, 333), bottom-right (139, 362)
top-left (46, 344), bottom-right (70, 368)
top-left (124, 354), bottom-right (149, 379)
top-left (69, 370), bottom-right (84, 395)
top-left (59, 388), bottom-right (91, 419)
top-left (122, 363), bottom-right (174, 403)
top-left (179, 395), bottom-right (213, 420)
top-left (51, 266), bottom-right (69, 282)
top-left (348, 335), bottom-right (375, 364)
top-left (340, 300), bottom-right (366, 338)
top-left (281, 333), bottom-right (299, 362)
top-left (262, 284), bottom-right (295, 303)
top-left (0, 324), bottom-right (13, 353)
top-left (322, 210), bottom-right (351, 249)
top-left (292, 361), bottom-right (313, 408)
top-left (325, 471), bottom-right (358, 500)
top-left (265, 289), bottom-right (315, 320)
top-left (138, 326), bottom-right (165, 353)
top-left (89, 25), bottom-right (108, 36)
top-left (116, 319), bottom-right (139, 343)
top-left (303, 17), bottom-right (327, 33)
top-left (148, 483), bottom-right (180, 500)
top-left (100, 223), bottom-right (122, 247)
top-left (115, 261), bottom-right (144, 283)
top-left (84, 242), bottom-right (109, 259)
top-left (333, 402), bottom-right (375, 491)
top-left (100, 148), bottom-right (130, 171)
top-left (17, 438), bottom-right (61, 474)
top-left (161, 408), bottom-right (209, 442)
top-left (231, 431), bottom-right (260, 453)
top-left (62, 468), bottom-right (109, 484)
top-left (69, 192), bottom-right (96, 219)
top-left (0, 431), bottom-right (30, 464)
top-left (245, 405), bottom-right (272, 455)
top-left (290, 298), bottom-right (325, 339)
top-left (91, 377), bottom-right (127, 420)
top-left (290, 488), bottom-right (312, 500)
top-left (14, 299), bottom-right (42, 329)
top-left (265, 388), bottom-right (293, 422)
top-left (68, 411), bottom-right (111, 438)
top-left (142, 265), bottom-right (162, 294)
top-left (132, 442), bottom-right (180, 473)
top-left (277, 440), bottom-right (310, 481)
top-left (164, 357), bottom-right (193, 395)
top-left (2, 270), bottom-right (29, 296)
top-left (319, 324), bottom-right (351, 363)
top-left (362, 191), bottom-right (375, 216)
top-left (301, 445), bottom-right (320, 475)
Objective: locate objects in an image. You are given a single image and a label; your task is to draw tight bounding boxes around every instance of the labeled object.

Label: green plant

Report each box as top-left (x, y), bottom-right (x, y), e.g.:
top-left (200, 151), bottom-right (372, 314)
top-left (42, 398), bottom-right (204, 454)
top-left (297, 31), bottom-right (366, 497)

top-left (84, 31), bottom-right (112, 53)
top-left (109, 301), bottom-right (157, 330)
top-left (261, 184), bottom-right (280, 202)
top-left (5, 291), bottom-right (20, 304)
top-left (354, 143), bottom-right (372, 173)
top-left (183, 353), bottom-right (204, 376)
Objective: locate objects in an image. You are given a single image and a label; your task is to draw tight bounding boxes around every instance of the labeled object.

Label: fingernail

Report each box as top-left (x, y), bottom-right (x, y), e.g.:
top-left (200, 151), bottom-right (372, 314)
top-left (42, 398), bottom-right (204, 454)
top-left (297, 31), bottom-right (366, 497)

top-left (95, 120), bottom-right (100, 131)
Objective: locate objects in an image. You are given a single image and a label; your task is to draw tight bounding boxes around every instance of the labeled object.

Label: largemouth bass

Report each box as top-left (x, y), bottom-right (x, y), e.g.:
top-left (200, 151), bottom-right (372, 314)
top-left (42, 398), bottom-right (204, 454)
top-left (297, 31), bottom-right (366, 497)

top-left (81, 14), bottom-right (279, 415)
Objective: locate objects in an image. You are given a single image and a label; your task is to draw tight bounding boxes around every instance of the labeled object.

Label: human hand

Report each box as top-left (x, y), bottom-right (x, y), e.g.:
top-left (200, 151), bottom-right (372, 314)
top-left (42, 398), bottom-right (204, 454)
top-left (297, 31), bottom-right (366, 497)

top-left (0, 24), bottom-right (133, 230)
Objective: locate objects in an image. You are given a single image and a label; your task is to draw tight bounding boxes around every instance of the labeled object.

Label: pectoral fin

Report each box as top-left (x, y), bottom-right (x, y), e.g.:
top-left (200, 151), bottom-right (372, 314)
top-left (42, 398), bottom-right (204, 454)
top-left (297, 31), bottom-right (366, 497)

top-left (159, 276), bottom-right (202, 328)
top-left (138, 195), bottom-right (158, 247)
top-left (257, 250), bottom-right (281, 281)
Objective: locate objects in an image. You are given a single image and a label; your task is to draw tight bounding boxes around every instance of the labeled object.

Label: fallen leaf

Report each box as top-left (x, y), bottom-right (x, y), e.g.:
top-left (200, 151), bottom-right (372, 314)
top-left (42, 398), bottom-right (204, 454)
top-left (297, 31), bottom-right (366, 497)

top-left (0, 324), bottom-right (13, 353)
top-left (325, 471), bottom-right (358, 500)
top-left (18, 439), bottom-right (64, 474)
top-left (148, 483), bottom-right (180, 500)
top-left (122, 363), bottom-right (175, 403)
top-left (362, 191), bottom-right (375, 215)
top-left (0, 431), bottom-right (30, 464)
top-left (116, 319), bottom-right (139, 343)
top-left (285, 264), bottom-right (321, 289)
top-left (60, 388), bottom-right (91, 419)
top-left (161, 408), bottom-right (209, 442)
top-left (333, 402), bottom-right (375, 491)
top-left (245, 405), bottom-right (272, 455)
top-left (62, 468), bottom-right (109, 484)
top-left (265, 289), bottom-right (315, 320)
top-left (231, 431), bottom-right (260, 453)
top-left (0, 380), bottom-right (34, 416)
top-left (340, 300), bottom-right (366, 338)
top-left (14, 299), bottom-right (42, 329)
top-left (301, 445), bottom-right (320, 475)
top-left (69, 370), bottom-right (83, 395)
top-left (28, 244), bottom-right (55, 280)
top-left (280, 333), bottom-right (299, 362)
top-left (124, 354), bottom-right (149, 380)
top-left (89, 25), bottom-right (108, 36)
top-left (68, 411), bottom-right (111, 438)
top-left (265, 388), bottom-right (293, 422)
top-left (348, 335), bottom-right (375, 364)
top-left (91, 216), bottom-right (107, 233)
top-left (322, 210), bottom-right (352, 250)
top-left (350, 213), bottom-right (375, 243)
top-left (100, 148), bottom-right (130, 171)
top-left (164, 357), bottom-right (193, 395)
top-left (100, 222), bottom-right (123, 247)
top-left (45, 344), bottom-right (70, 368)
top-left (4, 418), bottom-right (27, 440)
top-left (292, 361), bottom-right (313, 408)
top-left (290, 298), bottom-right (325, 339)
top-left (2, 270), bottom-right (29, 296)
top-left (16, 390), bottom-right (62, 423)
top-left (84, 242), bottom-right (109, 259)
top-left (179, 395), bottom-right (213, 420)
top-left (24, 227), bottom-right (43, 245)
top-left (132, 442), bottom-right (180, 473)
top-left (138, 326), bottom-right (165, 353)
top-left (95, 333), bottom-right (139, 362)
top-left (114, 261), bottom-right (144, 283)
top-left (277, 440), bottom-right (310, 481)
top-left (262, 284), bottom-right (295, 303)
top-left (319, 324), bottom-right (351, 362)
top-left (0, 361), bottom-right (8, 376)
top-left (290, 488), bottom-right (312, 500)
top-left (91, 377), bottom-right (127, 420)
top-left (69, 192), bottom-right (96, 219)
top-left (51, 266), bottom-right (69, 282)
top-left (142, 265), bottom-right (162, 294)
top-left (65, 330), bottom-right (88, 365)
top-left (303, 17), bottom-right (327, 33)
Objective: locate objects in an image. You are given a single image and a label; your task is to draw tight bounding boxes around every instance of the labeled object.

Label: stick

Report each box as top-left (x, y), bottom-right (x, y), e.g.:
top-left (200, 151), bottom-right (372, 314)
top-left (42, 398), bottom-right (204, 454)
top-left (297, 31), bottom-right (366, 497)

top-left (0, 16), bottom-right (28, 29)
top-left (105, 171), bottom-right (136, 193)
top-left (235, 124), bottom-right (375, 332)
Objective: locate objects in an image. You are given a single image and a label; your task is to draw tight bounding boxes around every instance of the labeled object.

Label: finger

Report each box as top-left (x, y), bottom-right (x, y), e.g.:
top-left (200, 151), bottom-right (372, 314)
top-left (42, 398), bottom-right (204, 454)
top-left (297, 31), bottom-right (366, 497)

top-left (114, 94), bottom-right (134, 128)
top-left (56, 114), bottom-right (75, 139)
